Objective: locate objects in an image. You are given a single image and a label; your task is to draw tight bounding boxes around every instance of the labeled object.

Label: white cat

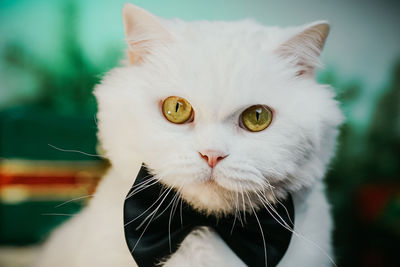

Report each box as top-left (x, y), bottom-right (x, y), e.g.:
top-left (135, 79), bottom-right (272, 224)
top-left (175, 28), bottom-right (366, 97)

top-left (36, 3), bottom-right (343, 267)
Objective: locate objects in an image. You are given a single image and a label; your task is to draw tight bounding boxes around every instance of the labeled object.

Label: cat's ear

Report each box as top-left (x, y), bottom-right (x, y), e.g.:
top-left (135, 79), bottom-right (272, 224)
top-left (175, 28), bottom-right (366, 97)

top-left (276, 21), bottom-right (330, 77)
top-left (122, 3), bottom-right (171, 64)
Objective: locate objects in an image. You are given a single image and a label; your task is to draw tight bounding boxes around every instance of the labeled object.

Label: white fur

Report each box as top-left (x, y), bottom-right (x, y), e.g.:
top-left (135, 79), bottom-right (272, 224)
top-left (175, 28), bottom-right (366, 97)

top-left (36, 5), bottom-right (343, 267)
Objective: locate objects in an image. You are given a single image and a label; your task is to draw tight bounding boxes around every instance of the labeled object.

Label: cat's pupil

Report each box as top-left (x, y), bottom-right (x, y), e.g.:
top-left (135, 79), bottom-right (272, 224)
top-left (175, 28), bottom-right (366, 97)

top-left (256, 110), bottom-right (261, 121)
top-left (175, 102), bottom-right (180, 112)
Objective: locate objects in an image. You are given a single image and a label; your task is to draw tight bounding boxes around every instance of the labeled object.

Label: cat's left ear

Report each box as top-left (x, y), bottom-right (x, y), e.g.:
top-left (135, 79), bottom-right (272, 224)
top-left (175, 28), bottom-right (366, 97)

top-left (276, 21), bottom-right (330, 77)
top-left (122, 3), bottom-right (171, 64)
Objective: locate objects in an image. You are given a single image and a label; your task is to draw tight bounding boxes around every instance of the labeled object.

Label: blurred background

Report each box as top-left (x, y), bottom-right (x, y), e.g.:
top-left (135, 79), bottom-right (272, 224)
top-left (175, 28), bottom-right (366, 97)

top-left (0, 0), bottom-right (399, 266)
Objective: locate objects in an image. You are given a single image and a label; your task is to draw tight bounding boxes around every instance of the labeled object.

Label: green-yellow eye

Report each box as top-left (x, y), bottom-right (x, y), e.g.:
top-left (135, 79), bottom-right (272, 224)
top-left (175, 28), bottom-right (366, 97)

top-left (162, 96), bottom-right (193, 124)
top-left (240, 105), bottom-right (273, 132)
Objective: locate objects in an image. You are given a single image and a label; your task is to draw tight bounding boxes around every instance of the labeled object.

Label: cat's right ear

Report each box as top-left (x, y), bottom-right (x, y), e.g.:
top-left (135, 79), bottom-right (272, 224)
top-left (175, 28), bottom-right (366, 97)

top-left (276, 21), bottom-right (330, 77)
top-left (122, 3), bottom-right (171, 64)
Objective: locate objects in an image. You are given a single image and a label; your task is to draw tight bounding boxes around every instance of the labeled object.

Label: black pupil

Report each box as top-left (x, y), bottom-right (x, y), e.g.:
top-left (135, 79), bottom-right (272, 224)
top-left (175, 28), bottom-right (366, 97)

top-left (175, 102), bottom-right (180, 112)
top-left (256, 110), bottom-right (260, 121)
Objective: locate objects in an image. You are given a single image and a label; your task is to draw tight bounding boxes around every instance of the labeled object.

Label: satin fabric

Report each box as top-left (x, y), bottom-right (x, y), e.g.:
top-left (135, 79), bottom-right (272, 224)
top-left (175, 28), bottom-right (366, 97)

top-left (124, 165), bottom-right (294, 267)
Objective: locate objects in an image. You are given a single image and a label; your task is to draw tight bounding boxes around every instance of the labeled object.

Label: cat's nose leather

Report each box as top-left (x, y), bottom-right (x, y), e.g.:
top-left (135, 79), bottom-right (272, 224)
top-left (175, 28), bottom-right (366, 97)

top-left (198, 150), bottom-right (228, 168)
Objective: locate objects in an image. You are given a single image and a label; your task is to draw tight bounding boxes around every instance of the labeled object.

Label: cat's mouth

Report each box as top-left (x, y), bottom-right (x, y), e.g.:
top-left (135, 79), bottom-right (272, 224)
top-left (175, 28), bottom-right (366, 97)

top-left (204, 175), bottom-right (218, 185)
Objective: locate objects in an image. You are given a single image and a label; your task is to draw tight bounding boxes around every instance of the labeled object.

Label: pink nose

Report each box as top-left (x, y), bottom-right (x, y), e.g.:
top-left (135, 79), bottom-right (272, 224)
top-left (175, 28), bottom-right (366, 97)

top-left (199, 150), bottom-right (228, 168)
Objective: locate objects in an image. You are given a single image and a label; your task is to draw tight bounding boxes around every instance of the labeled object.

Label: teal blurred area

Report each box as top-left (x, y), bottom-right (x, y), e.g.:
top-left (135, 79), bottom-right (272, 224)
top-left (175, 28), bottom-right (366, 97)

top-left (0, 1), bottom-right (399, 267)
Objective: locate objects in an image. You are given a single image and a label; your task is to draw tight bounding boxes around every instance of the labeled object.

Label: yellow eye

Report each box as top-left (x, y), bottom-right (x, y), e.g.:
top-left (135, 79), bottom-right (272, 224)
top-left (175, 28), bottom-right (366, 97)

top-left (162, 96), bottom-right (194, 124)
top-left (240, 105), bottom-right (273, 132)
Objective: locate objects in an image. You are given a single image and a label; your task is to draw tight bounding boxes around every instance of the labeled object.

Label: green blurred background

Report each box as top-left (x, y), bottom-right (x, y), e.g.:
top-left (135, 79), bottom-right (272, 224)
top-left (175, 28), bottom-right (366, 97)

top-left (0, 0), bottom-right (399, 266)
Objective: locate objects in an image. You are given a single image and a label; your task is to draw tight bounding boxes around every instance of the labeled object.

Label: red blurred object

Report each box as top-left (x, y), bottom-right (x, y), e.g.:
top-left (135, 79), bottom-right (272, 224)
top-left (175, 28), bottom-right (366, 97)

top-left (358, 183), bottom-right (400, 223)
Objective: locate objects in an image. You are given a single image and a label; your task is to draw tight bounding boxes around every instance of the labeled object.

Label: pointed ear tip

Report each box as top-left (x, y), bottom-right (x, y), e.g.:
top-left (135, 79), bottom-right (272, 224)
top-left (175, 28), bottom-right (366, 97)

top-left (122, 3), bottom-right (144, 17)
top-left (122, 4), bottom-right (132, 19)
top-left (312, 21), bottom-right (330, 35)
top-left (319, 22), bottom-right (330, 30)
top-left (123, 3), bottom-right (138, 9)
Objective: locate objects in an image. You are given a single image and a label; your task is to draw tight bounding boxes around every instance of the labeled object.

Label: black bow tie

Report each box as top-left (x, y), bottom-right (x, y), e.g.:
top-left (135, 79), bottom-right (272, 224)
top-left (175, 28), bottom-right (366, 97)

top-left (124, 165), bottom-right (294, 267)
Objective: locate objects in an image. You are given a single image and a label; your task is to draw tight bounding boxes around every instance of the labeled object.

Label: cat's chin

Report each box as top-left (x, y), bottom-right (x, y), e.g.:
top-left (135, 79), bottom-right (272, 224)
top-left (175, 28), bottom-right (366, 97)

top-left (174, 179), bottom-right (285, 216)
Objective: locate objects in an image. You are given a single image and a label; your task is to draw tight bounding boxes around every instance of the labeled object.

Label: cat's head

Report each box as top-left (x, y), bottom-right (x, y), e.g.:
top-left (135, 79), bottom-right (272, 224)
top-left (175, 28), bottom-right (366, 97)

top-left (95, 4), bottom-right (343, 215)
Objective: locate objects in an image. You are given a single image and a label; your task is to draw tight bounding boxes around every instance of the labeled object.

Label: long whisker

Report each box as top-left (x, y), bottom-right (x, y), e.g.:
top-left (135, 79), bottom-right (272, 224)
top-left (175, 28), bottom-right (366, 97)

top-left (179, 194), bottom-right (185, 227)
top-left (241, 184), bottom-right (247, 222)
top-left (250, 185), bottom-right (291, 230)
top-left (124, 186), bottom-right (170, 227)
top-left (42, 213), bottom-right (75, 216)
top-left (129, 174), bottom-right (155, 189)
top-left (54, 195), bottom-right (95, 208)
top-left (268, 199), bottom-right (337, 267)
top-left (267, 188), bottom-right (295, 227)
top-left (171, 184), bottom-right (184, 222)
top-left (228, 189), bottom-right (238, 234)
top-left (254, 185), bottom-right (337, 267)
top-left (233, 183), bottom-right (244, 227)
top-left (153, 186), bottom-right (182, 221)
top-left (48, 144), bottom-right (106, 159)
top-left (127, 174), bottom-right (157, 191)
top-left (253, 189), bottom-right (293, 231)
top-left (245, 191), bottom-right (267, 267)
top-left (135, 185), bottom-right (176, 230)
top-left (125, 177), bottom-right (158, 200)
top-left (130, 186), bottom-right (175, 253)
top-left (168, 184), bottom-right (185, 251)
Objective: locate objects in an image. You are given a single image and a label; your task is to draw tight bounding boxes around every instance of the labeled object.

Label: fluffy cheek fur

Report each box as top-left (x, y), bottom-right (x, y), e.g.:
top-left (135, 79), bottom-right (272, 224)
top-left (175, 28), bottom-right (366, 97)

top-left (95, 38), bottom-right (343, 215)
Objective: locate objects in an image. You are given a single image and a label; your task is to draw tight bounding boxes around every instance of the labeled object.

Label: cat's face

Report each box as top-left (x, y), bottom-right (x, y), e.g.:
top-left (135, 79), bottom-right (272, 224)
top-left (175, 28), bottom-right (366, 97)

top-left (95, 4), bottom-right (343, 215)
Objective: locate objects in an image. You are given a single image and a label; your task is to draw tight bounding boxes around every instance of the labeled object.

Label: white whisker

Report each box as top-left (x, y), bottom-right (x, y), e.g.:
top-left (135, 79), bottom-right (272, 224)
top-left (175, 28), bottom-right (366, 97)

top-left (42, 213), bottom-right (75, 217)
top-left (245, 191), bottom-right (267, 267)
top-left (130, 184), bottom-right (176, 253)
top-left (254, 185), bottom-right (337, 267)
top-left (135, 185), bottom-right (176, 230)
top-left (126, 177), bottom-right (158, 200)
top-left (55, 195), bottom-right (94, 208)
top-left (168, 184), bottom-right (184, 251)
top-left (48, 144), bottom-right (106, 159)
top-left (124, 186), bottom-right (170, 227)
